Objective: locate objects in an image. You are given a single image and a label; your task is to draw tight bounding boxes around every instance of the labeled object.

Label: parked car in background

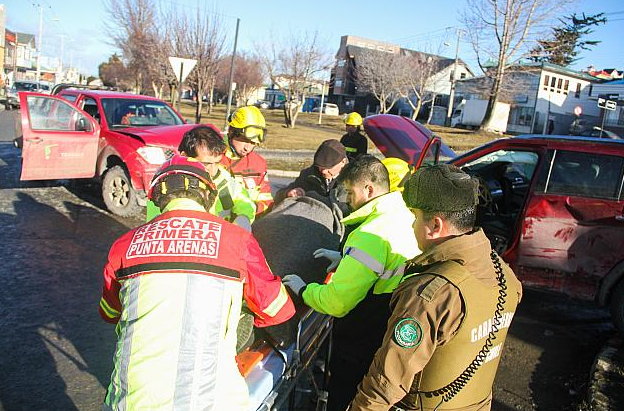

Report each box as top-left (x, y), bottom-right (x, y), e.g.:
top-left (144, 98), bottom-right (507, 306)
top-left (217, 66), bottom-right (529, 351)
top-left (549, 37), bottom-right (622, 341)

top-left (254, 100), bottom-right (270, 109)
top-left (15, 89), bottom-right (206, 217)
top-left (365, 114), bottom-right (624, 336)
top-left (6, 81), bottom-right (51, 108)
top-left (312, 103), bottom-right (339, 116)
top-left (582, 126), bottom-right (621, 140)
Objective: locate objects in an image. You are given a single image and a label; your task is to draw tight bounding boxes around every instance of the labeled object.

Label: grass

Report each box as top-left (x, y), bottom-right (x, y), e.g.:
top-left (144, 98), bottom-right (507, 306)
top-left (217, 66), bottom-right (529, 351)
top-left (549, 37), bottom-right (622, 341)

top-left (179, 102), bottom-right (507, 154)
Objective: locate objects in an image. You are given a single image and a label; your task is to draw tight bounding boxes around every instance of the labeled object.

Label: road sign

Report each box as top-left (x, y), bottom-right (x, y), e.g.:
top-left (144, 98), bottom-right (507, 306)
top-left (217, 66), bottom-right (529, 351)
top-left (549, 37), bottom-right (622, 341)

top-left (168, 57), bottom-right (197, 83)
top-left (573, 106), bottom-right (582, 116)
top-left (598, 97), bottom-right (617, 111)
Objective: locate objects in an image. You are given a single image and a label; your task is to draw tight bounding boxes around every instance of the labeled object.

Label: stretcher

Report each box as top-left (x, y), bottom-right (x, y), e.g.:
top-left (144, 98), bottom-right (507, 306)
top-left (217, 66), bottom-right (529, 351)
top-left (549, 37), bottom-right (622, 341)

top-left (240, 308), bottom-right (333, 411)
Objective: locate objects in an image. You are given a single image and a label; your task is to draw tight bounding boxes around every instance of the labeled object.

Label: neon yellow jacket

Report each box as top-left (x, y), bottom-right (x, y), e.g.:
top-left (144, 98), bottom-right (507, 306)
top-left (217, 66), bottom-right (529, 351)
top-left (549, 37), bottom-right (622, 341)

top-left (146, 167), bottom-right (256, 224)
top-left (302, 191), bottom-right (420, 317)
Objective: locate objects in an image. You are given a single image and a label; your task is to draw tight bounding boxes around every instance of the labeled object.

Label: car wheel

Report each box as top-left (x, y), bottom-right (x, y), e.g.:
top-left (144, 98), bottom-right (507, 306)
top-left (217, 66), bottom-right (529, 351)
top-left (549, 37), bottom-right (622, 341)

top-left (610, 279), bottom-right (624, 337)
top-left (102, 165), bottom-right (140, 217)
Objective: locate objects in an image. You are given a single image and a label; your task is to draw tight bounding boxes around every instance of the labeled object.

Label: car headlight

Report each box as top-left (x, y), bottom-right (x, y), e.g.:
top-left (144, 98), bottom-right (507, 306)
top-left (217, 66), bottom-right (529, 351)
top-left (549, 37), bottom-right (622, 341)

top-left (137, 146), bottom-right (168, 165)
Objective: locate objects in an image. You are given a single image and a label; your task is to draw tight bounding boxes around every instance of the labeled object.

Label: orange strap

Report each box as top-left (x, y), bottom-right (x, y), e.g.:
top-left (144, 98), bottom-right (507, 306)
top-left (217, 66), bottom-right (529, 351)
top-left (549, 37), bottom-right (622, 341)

top-left (235, 345), bottom-right (273, 377)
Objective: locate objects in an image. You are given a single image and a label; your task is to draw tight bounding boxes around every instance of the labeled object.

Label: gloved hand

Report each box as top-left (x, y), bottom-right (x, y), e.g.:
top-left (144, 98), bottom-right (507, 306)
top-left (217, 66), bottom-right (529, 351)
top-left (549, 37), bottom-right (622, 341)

top-left (313, 248), bottom-right (341, 273)
top-left (232, 215), bottom-right (252, 232)
top-left (282, 274), bottom-right (307, 296)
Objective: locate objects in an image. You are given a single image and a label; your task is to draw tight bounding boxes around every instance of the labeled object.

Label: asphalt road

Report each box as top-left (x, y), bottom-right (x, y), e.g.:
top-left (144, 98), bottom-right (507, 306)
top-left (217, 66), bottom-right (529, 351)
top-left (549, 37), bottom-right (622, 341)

top-left (0, 110), bottom-right (617, 411)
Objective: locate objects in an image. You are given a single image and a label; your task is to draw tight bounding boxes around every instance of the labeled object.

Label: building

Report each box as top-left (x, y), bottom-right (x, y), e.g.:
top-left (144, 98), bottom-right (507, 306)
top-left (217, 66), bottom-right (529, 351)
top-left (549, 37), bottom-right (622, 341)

top-left (329, 35), bottom-right (472, 117)
top-left (591, 79), bottom-right (624, 135)
top-left (455, 62), bottom-right (600, 134)
top-left (4, 30), bottom-right (36, 83)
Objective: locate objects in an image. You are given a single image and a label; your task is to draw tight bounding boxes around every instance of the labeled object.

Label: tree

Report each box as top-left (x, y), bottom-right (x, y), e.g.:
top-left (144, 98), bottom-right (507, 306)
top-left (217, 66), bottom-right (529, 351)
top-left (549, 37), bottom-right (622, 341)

top-left (462, 0), bottom-right (573, 131)
top-left (168, 6), bottom-right (226, 123)
top-left (216, 53), bottom-right (264, 106)
top-left (98, 53), bottom-right (132, 89)
top-left (530, 13), bottom-right (606, 67)
top-left (257, 31), bottom-right (331, 128)
top-left (355, 50), bottom-right (403, 114)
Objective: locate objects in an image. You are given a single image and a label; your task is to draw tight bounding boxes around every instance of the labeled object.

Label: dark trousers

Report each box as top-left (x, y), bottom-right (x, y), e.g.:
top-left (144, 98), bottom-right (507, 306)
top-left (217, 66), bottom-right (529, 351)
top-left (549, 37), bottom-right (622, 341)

top-left (326, 292), bottom-right (392, 411)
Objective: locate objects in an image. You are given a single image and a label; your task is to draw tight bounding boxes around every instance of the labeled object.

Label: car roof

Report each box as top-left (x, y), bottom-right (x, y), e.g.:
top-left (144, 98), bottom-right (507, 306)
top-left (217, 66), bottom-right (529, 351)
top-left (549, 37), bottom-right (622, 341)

top-left (60, 89), bottom-right (164, 100)
top-left (516, 134), bottom-right (624, 145)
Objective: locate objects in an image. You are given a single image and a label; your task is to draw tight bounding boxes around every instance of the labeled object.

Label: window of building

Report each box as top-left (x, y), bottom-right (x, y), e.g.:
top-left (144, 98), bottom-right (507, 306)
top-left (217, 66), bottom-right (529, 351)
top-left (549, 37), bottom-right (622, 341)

top-left (575, 83), bottom-right (581, 98)
top-left (550, 76), bottom-right (557, 88)
top-left (542, 150), bottom-right (624, 200)
top-left (335, 79), bottom-right (343, 87)
top-left (509, 106), bottom-right (534, 126)
top-left (564, 80), bottom-right (569, 94)
top-left (337, 59), bottom-right (345, 67)
top-left (543, 75), bottom-right (550, 90)
top-left (460, 72), bottom-right (467, 79)
top-left (557, 78), bottom-right (563, 93)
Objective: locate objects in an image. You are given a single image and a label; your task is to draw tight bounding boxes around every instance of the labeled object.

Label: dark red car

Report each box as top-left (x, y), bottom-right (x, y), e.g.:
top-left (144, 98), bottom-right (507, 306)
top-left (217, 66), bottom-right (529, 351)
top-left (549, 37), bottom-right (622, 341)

top-left (17, 90), bottom-right (198, 216)
top-left (365, 114), bottom-right (624, 335)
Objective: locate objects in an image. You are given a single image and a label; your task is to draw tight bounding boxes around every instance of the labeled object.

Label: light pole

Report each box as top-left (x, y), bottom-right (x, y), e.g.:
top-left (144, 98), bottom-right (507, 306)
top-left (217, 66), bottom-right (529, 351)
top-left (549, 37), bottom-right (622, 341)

top-left (445, 28), bottom-right (462, 126)
top-left (35, 4), bottom-right (43, 82)
top-left (224, 18), bottom-right (240, 133)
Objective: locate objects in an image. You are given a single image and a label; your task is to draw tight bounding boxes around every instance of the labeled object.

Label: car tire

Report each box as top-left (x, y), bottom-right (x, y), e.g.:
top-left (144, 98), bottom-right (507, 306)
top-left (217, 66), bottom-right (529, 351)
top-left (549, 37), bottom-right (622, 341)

top-left (610, 279), bottom-right (624, 337)
top-left (102, 165), bottom-right (140, 217)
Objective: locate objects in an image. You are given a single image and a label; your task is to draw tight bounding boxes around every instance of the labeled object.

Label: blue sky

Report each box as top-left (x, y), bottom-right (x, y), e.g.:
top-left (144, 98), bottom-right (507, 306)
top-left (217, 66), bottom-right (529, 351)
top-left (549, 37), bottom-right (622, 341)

top-left (5, 0), bottom-right (624, 76)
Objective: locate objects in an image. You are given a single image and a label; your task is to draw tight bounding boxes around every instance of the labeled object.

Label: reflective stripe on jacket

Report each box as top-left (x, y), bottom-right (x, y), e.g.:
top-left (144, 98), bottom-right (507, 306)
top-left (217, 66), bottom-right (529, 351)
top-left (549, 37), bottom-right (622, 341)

top-left (221, 148), bottom-right (273, 215)
top-left (302, 191), bottom-right (420, 317)
top-left (99, 200), bottom-right (294, 410)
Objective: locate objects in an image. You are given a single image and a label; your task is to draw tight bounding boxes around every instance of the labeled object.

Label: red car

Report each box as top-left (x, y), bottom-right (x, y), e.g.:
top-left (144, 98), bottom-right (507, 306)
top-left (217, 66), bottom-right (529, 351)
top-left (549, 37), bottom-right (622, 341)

top-left (365, 114), bottom-right (624, 335)
top-left (17, 90), bottom-right (198, 216)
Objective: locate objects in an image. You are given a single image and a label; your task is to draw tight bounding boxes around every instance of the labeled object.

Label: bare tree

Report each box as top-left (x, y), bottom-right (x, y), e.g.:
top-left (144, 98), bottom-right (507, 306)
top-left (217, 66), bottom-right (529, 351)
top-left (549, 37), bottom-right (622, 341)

top-left (355, 50), bottom-right (403, 114)
top-left (257, 31), bottom-right (331, 128)
top-left (397, 52), bottom-right (446, 121)
top-left (168, 5), bottom-right (226, 123)
top-left (462, 0), bottom-right (573, 131)
top-left (216, 53), bottom-right (264, 106)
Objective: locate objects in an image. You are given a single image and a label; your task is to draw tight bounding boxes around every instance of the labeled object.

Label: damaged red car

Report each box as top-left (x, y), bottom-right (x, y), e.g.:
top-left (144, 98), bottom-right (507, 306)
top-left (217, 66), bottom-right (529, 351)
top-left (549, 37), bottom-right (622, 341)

top-left (365, 114), bottom-right (624, 335)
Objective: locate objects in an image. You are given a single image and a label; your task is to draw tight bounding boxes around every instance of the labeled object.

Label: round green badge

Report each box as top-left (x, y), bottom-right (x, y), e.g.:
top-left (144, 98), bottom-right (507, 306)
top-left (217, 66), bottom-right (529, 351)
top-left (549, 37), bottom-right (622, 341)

top-left (394, 318), bottom-right (423, 348)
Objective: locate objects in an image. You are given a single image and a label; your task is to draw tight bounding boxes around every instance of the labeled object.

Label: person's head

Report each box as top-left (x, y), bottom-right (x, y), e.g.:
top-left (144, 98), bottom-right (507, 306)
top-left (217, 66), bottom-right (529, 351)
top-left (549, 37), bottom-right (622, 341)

top-left (344, 112), bottom-right (363, 134)
top-left (178, 125), bottom-right (226, 178)
top-left (148, 155), bottom-right (218, 211)
top-left (382, 157), bottom-right (412, 193)
top-left (227, 106), bottom-right (267, 157)
top-left (313, 139), bottom-right (348, 180)
top-left (403, 164), bottom-right (479, 251)
top-left (336, 154), bottom-right (389, 211)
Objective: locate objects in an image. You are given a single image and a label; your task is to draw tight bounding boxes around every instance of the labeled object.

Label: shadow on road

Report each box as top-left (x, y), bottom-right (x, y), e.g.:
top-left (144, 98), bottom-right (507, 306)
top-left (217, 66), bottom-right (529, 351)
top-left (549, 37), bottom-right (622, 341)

top-left (0, 191), bottom-right (135, 410)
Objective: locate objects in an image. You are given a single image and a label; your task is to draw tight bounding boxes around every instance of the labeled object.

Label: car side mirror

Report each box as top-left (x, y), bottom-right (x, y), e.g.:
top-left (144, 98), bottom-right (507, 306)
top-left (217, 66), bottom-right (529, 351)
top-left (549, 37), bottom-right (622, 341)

top-left (75, 116), bottom-right (92, 132)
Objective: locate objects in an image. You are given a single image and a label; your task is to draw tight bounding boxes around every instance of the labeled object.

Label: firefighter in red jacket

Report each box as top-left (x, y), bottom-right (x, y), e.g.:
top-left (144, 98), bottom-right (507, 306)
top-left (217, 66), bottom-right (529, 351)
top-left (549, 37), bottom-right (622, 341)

top-left (221, 106), bottom-right (273, 215)
top-left (98, 155), bottom-right (295, 411)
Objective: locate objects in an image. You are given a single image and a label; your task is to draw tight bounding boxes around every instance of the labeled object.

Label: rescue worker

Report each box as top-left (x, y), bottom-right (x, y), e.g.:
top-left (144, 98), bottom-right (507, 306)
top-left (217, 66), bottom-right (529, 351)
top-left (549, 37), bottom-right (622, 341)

top-left (341, 112), bottom-right (367, 161)
top-left (274, 139), bottom-right (348, 204)
top-left (221, 106), bottom-right (273, 216)
top-left (348, 164), bottom-right (522, 411)
top-left (381, 157), bottom-right (412, 193)
top-left (146, 125), bottom-right (257, 231)
top-left (282, 155), bottom-right (420, 411)
top-left (99, 155), bottom-right (295, 411)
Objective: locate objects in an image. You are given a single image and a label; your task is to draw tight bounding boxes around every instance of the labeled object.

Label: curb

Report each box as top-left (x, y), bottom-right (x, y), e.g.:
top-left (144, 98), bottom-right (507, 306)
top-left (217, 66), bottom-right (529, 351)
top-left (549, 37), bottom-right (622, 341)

top-left (267, 169), bottom-right (300, 178)
top-left (587, 336), bottom-right (624, 410)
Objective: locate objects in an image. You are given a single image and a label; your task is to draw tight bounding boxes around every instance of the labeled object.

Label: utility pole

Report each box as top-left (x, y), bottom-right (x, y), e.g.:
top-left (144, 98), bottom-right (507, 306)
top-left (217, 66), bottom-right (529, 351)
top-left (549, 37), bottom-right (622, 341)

top-left (35, 4), bottom-right (44, 83)
top-left (58, 34), bottom-right (66, 82)
top-left (224, 18), bottom-right (240, 133)
top-left (318, 80), bottom-right (326, 125)
top-left (445, 28), bottom-right (462, 127)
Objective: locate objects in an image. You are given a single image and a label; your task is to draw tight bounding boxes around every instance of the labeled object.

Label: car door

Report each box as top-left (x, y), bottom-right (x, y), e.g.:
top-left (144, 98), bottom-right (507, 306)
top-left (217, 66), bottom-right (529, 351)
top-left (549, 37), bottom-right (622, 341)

top-left (515, 148), bottom-right (624, 299)
top-left (19, 92), bottom-right (100, 181)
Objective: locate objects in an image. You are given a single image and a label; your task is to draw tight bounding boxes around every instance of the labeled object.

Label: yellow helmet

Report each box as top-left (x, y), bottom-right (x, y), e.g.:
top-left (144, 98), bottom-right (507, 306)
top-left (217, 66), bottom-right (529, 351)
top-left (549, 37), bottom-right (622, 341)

top-left (228, 106), bottom-right (267, 144)
top-left (344, 112), bottom-right (363, 126)
top-left (382, 157), bottom-right (412, 192)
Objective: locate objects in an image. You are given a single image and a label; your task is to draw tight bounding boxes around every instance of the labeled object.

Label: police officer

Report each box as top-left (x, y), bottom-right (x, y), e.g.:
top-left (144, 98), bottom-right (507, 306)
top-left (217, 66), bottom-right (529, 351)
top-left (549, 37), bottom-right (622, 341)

top-left (283, 155), bottom-right (420, 411)
top-left (341, 112), bottom-right (367, 161)
top-left (348, 164), bottom-right (523, 411)
top-left (146, 125), bottom-right (257, 231)
top-left (99, 155), bottom-right (295, 411)
top-left (221, 106), bottom-right (274, 215)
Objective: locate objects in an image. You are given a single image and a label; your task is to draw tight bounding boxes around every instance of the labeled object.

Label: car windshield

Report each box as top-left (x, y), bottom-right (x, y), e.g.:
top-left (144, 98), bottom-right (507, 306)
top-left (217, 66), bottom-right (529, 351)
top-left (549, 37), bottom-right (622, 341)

top-left (101, 98), bottom-right (183, 127)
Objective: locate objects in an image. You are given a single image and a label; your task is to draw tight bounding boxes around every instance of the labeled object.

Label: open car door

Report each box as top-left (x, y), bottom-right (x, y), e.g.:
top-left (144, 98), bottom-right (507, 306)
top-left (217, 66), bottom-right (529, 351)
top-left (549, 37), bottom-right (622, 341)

top-left (363, 114), bottom-right (455, 168)
top-left (19, 92), bottom-right (100, 181)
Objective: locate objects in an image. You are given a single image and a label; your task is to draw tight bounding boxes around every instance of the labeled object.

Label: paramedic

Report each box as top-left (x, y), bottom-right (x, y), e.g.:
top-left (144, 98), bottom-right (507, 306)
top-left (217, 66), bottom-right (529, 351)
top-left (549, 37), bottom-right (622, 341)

top-left (99, 155), bottom-right (295, 411)
top-left (340, 112), bottom-right (367, 161)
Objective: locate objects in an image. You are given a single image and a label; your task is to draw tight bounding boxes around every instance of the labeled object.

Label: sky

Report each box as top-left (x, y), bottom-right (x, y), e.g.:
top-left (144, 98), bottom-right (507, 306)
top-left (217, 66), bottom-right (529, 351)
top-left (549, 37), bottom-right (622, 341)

top-left (4, 0), bottom-right (624, 77)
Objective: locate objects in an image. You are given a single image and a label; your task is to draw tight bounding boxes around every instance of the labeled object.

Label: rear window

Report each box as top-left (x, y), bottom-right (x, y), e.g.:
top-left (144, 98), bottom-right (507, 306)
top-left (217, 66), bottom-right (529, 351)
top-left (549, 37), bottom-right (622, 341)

top-left (541, 150), bottom-right (624, 200)
top-left (59, 94), bottom-right (77, 102)
top-left (14, 82), bottom-right (39, 91)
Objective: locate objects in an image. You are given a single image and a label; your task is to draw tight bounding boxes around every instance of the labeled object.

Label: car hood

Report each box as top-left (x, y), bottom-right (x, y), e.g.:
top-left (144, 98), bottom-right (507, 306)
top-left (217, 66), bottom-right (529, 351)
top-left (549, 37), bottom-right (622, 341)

top-left (112, 124), bottom-right (206, 148)
top-left (363, 114), bottom-right (455, 164)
